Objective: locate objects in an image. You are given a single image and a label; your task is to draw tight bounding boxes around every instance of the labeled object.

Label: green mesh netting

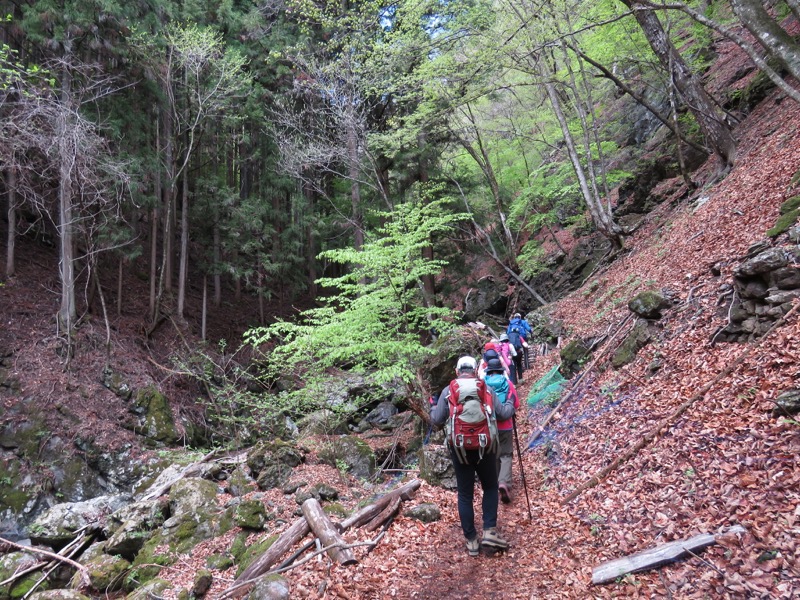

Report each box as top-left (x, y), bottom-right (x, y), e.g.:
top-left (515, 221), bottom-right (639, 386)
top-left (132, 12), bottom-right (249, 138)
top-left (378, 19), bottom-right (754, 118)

top-left (526, 365), bottom-right (567, 406)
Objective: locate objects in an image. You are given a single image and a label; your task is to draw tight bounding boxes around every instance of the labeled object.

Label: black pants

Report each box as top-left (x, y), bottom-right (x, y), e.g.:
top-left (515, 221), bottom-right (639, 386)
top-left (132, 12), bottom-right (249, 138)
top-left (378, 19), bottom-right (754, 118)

top-left (513, 350), bottom-right (524, 380)
top-left (449, 446), bottom-right (499, 540)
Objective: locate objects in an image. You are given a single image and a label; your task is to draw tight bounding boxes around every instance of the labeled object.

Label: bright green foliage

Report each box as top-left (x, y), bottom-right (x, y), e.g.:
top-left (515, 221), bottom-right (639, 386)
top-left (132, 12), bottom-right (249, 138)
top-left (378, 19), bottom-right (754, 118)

top-left (245, 192), bottom-right (467, 402)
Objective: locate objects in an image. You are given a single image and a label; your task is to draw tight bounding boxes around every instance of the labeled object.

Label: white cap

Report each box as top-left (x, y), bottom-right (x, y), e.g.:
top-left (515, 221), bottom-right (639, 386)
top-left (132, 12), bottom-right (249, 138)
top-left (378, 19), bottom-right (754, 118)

top-left (456, 356), bottom-right (477, 371)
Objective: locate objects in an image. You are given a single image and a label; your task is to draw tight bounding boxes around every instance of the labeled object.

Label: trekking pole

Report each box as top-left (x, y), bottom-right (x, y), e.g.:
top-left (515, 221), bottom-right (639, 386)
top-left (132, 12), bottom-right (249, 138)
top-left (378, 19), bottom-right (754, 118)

top-left (512, 415), bottom-right (533, 520)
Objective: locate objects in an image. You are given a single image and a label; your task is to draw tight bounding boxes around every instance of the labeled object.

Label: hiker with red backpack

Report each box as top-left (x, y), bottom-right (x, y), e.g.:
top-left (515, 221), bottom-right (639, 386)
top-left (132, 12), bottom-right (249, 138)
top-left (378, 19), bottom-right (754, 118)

top-left (430, 356), bottom-right (515, 556)
top-left (482, 358), bottom-right (520, 504)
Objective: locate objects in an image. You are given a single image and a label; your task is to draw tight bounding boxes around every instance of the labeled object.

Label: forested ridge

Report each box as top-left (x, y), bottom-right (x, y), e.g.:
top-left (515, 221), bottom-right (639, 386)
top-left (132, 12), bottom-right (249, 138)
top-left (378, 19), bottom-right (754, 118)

top-left (1, 0), bottom-right (800, 598)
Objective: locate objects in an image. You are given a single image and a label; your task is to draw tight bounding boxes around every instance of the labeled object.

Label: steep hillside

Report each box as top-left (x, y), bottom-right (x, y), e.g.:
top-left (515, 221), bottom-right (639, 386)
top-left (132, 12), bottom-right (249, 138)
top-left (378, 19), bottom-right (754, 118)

top-left (2, 33), bottom-right (800, 600)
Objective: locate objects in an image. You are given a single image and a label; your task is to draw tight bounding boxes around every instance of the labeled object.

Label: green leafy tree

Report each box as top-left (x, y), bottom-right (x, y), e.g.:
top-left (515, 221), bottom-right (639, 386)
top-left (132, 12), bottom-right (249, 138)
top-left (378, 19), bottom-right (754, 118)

top-left (245, 191), bottom-right (466, 419)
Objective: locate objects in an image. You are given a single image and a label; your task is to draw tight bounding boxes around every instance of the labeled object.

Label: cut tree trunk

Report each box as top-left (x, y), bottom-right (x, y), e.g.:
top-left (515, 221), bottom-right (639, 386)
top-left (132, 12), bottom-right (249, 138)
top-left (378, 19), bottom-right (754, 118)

top-left (301, 498), bottom-right (357, 566)
top-left (592, 525), bottom-right (746, 584)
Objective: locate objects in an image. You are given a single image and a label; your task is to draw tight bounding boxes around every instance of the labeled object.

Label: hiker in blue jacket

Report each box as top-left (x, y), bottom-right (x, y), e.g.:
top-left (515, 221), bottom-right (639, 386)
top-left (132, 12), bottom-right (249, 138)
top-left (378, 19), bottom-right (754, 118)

top-left (506, 313), bottom-right (531, 380)
top-left (430, 356), bottom-right (513, 556)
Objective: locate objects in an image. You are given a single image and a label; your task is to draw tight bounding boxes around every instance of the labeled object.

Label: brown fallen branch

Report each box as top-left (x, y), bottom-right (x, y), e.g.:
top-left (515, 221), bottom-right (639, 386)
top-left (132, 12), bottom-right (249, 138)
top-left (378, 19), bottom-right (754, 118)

top-left (592, 525), bottom-right (746, 584)
top-left (340, 479), bottom-right (422, 531)
top-left (220, 479), bottom-right (422, 599)
top-left (563, 301), bottom-right (800, 505)
top-left (527, 314), bottom-right (635, 449)
top-left (0, 536), bottom-right (90, 589)
top-left (301, 498), bottom-right (357, 566)
top-left (364, 496), bottom-right (402, 533)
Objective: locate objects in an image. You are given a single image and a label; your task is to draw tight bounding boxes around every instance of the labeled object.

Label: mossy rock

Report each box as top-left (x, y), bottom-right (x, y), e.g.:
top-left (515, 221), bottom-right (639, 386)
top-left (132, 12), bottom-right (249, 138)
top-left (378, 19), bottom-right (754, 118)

top-left (225, 464), bottom-right (257, 497)
top-left (71, 553), bottom-right (131, 593)
top-left (234, 500), bottom-right (267, 530)
top-left (124, 578), bottom-right (174, 600)
top-left (628, 290), bottom-right (671, 319)
top-left (1, 552), bottom-right (42, 600)
top-left (131, 386), bottom-right (180, 446)
top-left (5, 574), bottom-right (50, 599)
top-left (317, 436), bottom-right (376, 480)
top-left (767, 208), bottom-right (799, 238)
top-left (128, 535), bottom-right (175, 588)
top-left (28, 591), bottom-right (91, 600)
top-left (559, 339), bottom-right (592, 378)
top-left (403, 503), bottom-right (441, 523)
top-left (235, 535), bottom-right (278, 578)
top-left (206, 553), bottom-right (235, 571)
top-left (611, 321), bottom-right (653, 369)
top-left (323, 503), bottom-right (348, 519)
top-left (780, 195), bottom-right (800, 214)
top-left (229, 532), bottom-right (250, 562)
top-left (245, 574), bottom-right (290, 600)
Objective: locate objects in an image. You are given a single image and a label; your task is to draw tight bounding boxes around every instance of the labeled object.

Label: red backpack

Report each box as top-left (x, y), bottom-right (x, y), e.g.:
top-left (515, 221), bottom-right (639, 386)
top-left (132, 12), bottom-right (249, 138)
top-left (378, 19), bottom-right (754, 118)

top-left (446, 377), bottom-right (498, 463)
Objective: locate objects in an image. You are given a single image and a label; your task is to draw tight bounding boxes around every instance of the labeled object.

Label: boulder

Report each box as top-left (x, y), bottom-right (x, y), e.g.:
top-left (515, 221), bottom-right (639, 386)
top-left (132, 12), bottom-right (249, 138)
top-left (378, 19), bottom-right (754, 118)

top-left (124, 579), bottom-right (174, 600)
top-left (104, 497), bottom-right (169, 559)
top-left (627, 290), bottom-right (672, 319)
top-left (418, 445), bottom-right (456, 490)
top-left (559, 339), bottom-right (592, 378)
top-left (364, 401), bottom-right (398, 427)
top-left (0, 551), bottom-right (41, 599)
top-left (296, 409), bottom-right (348, 436)
top-left (126, 386), bottom-right (180, 446)
top-left (29, 495), bottom-right (131, 548)
top-left (317, 436), bottom-right (376, 480)
top-left (773, 389), bottom-right (800, 416)
top-left (611, 321), bottom-right (654, 369)
top-left (403, 503), bottom-right (441, 523)
top-left (734, 247), bottom-right (790, 277)
top-left (224, 464), bottom-right (257, 497)
top-left (247, 441), bottom-right (304, 491)
top-left (233, 500), bottom-right (267, 530)
top-left (29, 591), bottom-right (91, 600)
top-left (246, 574), bottom-right (290, 600)
top-left (100, 366), bottom-right (133, 401)
top-left (70, 553), bottom-right (130, 593)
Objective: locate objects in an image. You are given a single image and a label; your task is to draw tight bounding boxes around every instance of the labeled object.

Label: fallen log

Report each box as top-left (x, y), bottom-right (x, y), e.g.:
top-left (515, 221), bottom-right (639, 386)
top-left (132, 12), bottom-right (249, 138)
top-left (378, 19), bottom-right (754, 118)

top-left (301, 498), bottom-right (357, 566)
top-left (340, 479), bottom-right (421, 531)
top-left (364, 496), bottom-right (402, 533)
top-left (234, 516), bottom-right (311, 585)
top-left (139, 448), bottom-right (221, 501)
top-left (592, 525), bottom-right (746, 584)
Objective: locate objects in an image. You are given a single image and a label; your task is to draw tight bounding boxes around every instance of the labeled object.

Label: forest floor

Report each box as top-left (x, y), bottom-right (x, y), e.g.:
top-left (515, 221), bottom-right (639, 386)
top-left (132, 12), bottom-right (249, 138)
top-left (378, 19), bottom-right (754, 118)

top-left (1, 31), bottom-right (799, 600)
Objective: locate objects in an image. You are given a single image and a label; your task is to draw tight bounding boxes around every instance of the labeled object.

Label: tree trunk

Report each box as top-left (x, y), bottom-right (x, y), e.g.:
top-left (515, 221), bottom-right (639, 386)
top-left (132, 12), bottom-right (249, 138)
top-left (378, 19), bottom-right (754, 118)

top-left (57, 63), bottom-right (76, 330)
top-left (543, 77), bottom-right (624, 246)
top-left (177, 168), bottom-right (189, 319)
top-left (202, 274), bottom-right (207, 341)
top-left (621, 0), bottom-right (736, 167)
top-left (301, 498), bottom-right (357, 566)
top-left (303, 178), bottom-right (317, 297)
top-left (347, 117), bottom-right (363, 251)
top-left (5, 167), bottom-right (16, 277)
top-left (729, 0), bottom-right (800, 82)
top-left (149, 113), bottom-right (160, 317)
top-left (163, 100), bottom-right (175, 293)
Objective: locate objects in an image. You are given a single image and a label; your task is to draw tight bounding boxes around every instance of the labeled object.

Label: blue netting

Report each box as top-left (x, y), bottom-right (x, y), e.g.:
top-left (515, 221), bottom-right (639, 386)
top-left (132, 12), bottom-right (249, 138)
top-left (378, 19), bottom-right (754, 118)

top-left (526, 365), bottom-right (567, 406)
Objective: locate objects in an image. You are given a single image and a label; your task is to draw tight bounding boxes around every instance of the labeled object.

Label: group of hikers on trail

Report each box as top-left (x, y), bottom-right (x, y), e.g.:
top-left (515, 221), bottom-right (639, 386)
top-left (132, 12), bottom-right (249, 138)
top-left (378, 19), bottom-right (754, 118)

top-left (429, 313), bottom-right (532, 557)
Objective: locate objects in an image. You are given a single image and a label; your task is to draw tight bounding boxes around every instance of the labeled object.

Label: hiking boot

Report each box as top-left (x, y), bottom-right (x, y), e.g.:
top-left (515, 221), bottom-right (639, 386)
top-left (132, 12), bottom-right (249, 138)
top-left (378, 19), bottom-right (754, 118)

top-left (499, 483), bottom-right (512, 504)
top-left (482, 528), bottom-right (509, 550)
top-left (466, 537), bottom-right (480, 557)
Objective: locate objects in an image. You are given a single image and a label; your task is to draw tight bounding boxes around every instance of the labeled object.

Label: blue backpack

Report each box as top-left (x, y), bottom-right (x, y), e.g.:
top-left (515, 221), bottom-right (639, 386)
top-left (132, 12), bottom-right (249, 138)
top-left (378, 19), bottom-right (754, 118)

top-left (484, 373), bottom-right (510, 406)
